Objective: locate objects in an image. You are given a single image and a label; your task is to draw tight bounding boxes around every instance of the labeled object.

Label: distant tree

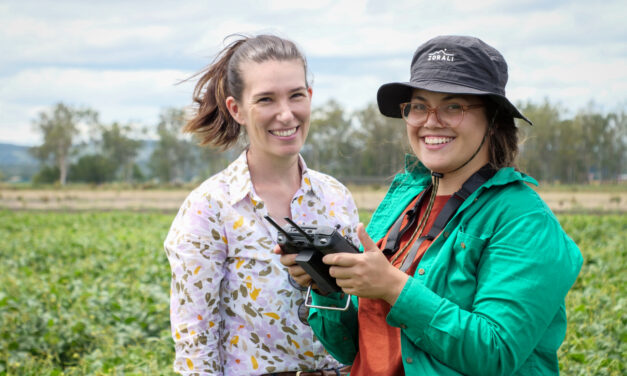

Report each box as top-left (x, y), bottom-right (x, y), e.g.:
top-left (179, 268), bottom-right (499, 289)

top-left (353, 103), bottom-right (408, 177)
top-left (517, 100), bottom-right (626, 183)
top-left (69, 155), bottom-right (116, 184)
top-left (194, 146), bottom-right (241, 181)
top-left (99, 122), bottom-right (142, 182)
top-left (517, 100), bottom-right (564, 182)
top-left (610, 108), bottom-right (627, 178)
top-left (32, 165), bottom-right (60, 184)
top-left (304, 99), bottom-right (359, 177)
top-left (554, 118), bottom-right (586, 183)
top-left (574, 106), bottom-right (626, 182)
top-left (131, 163), bottom-right (146, 182)
top-left (149, 108), bottom-right (196, 182)
top-left (30, 103), bottom-right (98, 185)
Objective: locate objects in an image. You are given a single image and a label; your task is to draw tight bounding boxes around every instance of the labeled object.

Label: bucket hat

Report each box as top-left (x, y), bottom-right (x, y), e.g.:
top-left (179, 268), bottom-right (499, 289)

top-left (377, 35), bottom-right (532, 125)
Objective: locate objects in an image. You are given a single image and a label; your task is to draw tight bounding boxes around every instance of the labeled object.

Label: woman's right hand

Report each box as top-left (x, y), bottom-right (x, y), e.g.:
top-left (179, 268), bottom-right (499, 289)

top-left (273, 245), bottom-right (313, 288)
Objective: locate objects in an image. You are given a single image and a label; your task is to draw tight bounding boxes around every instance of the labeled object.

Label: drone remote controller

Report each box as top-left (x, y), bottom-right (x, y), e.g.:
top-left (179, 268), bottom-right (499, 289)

top-left (265, 216), bottom-right (359, 294)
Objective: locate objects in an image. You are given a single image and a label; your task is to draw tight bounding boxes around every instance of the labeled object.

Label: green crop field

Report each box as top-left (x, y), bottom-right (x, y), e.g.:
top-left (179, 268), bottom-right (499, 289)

top-left (0, 211), bottom-right (625, 375)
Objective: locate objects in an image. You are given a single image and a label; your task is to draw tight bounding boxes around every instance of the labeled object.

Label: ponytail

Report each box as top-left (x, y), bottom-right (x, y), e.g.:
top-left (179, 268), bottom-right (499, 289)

top-left (183, 38), bottom-right (246, 149)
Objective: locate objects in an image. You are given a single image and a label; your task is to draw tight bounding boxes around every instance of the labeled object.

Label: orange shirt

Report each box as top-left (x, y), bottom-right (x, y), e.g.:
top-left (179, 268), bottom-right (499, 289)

top-left (350, 193), bottom-right (451, 376)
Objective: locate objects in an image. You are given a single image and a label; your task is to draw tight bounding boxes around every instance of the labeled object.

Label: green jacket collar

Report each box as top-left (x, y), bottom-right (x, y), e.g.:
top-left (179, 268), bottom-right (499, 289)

top-left (367, 154), bottom-right (538, 242)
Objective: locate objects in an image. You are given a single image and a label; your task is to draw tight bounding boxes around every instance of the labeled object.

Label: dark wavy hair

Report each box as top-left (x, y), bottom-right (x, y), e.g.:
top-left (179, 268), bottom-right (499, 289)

top-left (482, 96), bottom-right (520, 169)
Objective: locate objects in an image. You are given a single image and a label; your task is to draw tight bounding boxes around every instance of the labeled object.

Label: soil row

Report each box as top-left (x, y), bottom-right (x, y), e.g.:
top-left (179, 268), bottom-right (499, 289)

top-left (1, 189), bottom-right (625, 213)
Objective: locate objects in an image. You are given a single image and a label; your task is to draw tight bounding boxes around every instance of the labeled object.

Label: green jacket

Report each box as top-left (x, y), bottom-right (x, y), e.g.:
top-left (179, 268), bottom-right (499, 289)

top-left (309, 155), bottom-right (583, 375)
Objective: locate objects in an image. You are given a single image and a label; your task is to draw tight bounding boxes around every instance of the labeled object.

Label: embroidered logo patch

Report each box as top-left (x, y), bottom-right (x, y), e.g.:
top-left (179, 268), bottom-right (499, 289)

top-left (427, 49), bottom-right (455, 62)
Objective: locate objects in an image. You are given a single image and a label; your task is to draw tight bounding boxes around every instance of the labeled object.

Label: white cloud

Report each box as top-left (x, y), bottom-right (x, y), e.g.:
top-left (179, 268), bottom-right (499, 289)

top-left (1, 68), bottom-right (193, 104)
top-left (312, 73), bottom-right (383, 112)
top-left (0, 67), bottom-right (197, 144)
top-left (265, 0), bottom-right (335, 11)
top-left (0, 0), bottom-right (625, 145)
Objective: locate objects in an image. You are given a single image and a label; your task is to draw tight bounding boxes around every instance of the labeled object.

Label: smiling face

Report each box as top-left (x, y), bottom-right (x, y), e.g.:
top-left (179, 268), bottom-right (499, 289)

top-left (226, 59), bottom-right (312, 162)
top-left (406, 89), bottom-right (490, 175)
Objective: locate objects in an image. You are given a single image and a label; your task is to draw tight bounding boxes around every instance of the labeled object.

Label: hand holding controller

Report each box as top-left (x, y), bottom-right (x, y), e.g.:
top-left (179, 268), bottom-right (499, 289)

top-left (265, 215), bottom-right (359, 295)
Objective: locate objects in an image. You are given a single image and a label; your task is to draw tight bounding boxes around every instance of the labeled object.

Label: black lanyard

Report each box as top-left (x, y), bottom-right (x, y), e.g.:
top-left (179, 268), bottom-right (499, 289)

top-left (382, 164), bottom-right (496, 271)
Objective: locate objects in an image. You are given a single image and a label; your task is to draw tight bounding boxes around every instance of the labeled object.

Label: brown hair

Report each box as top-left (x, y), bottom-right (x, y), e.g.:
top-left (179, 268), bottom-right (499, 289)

top-left (483, 96), bottom-right (519, 169)
top-left (182, 34), bottom-right (309, 149)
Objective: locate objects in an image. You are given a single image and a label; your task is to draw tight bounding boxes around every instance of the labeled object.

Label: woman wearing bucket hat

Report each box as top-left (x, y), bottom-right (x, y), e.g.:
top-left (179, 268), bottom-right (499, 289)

top-left (281, 36), bottom-right (583, 375)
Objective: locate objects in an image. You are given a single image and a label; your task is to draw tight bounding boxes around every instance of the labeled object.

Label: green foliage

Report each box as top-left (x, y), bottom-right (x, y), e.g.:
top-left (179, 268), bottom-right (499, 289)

top-left (69, 155), bottom-right (116, 184)
top-left (149, 108), bottom-right (196, 183)
top-left (98, 122), bottom-right (143, 182)
top-left (0, 212), bottom-right (624, 375)
top-left (302, 100), bottom-right (410, 181)
top-left (303, 99), bottom-right (358, 176)
top-left (22, 100), bottom-right (626, 185)
top-left (32, 165), bottom-right (60, 184)
top-left (29, 103), bottom-right (98, 185)
top-left (352, 103), bottom-right (409, 177)
top-left (0, 212), bottom-right (176, 375)
top-left (517, 101), bottom-right (626, 183)
top-left (131, 163), bottom-right (146, 182)
top-left (358, 209), bottom-right (373, 225)
top-left (557, 214), bottom-right (626, 375)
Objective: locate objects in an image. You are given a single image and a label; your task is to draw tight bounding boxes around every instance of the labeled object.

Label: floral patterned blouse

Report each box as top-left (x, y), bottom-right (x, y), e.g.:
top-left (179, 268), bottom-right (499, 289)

top-left (164, 151), bottom-right (360, 375)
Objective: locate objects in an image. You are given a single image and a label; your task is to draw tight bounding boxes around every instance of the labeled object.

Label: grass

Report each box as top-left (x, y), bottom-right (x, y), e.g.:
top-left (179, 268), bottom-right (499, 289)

top-left (0, 211), bottom-right (624, 375)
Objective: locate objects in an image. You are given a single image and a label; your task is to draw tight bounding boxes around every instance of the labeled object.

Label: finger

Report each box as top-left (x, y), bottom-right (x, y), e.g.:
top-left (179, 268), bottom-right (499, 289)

top-left (293, 274), bottom-right (312, 287)
top-left (333, 276), bottom-right (353, 291)
top-left (272, 244), bottom-right (283, 254)
top-left (328, 265), bottom-right (352, 280)
top-left (288, 264), bottom-right (308, 278)
top-left (357, 223), bottom-right (379, 253)
top-left (279, 253), bottom-right (298, 267)
top-left (322, 253), bottom-right (358, 267)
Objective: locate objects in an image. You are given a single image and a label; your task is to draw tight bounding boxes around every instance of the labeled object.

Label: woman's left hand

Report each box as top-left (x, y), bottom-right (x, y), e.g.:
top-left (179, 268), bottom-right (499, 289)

top-left (323, 223), bottom-right (409, 305)
top-left (273, 244), bottom-right (314, 288)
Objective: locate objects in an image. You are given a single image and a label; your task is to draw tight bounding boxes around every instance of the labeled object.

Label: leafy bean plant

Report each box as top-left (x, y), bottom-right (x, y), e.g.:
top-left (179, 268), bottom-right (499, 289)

top-left (0, 211), bottom-right (176, 375)
top-left (557, 214), bottom-right (626, 376)
top-left (0, 212), bottom-right (625, 375)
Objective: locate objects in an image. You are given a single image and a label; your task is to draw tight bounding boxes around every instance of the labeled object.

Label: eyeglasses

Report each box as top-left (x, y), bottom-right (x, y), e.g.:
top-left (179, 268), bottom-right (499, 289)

top-left (399, 102), bottom-right (484, 127)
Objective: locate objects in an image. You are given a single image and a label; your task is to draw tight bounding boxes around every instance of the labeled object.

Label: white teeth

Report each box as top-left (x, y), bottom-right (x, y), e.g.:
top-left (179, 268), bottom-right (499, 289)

top-left (424, 136), bottom-right (453, 145)
top-left (270, 128), bottom-right (297, 137)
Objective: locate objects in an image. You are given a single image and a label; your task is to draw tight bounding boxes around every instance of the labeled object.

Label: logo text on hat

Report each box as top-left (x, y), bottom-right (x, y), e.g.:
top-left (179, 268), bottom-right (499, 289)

top-left (427, 49), bottom-right (455, 62)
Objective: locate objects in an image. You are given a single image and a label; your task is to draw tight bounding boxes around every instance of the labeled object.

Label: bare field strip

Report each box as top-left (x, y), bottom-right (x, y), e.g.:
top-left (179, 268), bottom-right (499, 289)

top-left (1, 188), bottom-right (625, 213)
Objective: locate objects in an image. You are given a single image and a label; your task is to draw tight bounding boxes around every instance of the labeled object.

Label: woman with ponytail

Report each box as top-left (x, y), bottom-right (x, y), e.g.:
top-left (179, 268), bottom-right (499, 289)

top-left (281, 35), bottom-right (583, 375)
top-left (164, 34), bottom-right (356, 376)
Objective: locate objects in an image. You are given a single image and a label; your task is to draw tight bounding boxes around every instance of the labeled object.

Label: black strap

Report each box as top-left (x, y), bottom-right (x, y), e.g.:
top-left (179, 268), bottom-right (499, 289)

top-left (398, 236), bottom-right (426, 272)
top-left (425, 164), bottom-right (496, 240)
top-left (382, 187), bottom-right (431, 255)
top-left (384, 164), bottom-right (497, 255)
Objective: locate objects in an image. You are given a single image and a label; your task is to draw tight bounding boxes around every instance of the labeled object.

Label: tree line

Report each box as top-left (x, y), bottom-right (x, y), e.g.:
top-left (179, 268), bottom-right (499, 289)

top-left (25, 99), bottom-right (626, 186)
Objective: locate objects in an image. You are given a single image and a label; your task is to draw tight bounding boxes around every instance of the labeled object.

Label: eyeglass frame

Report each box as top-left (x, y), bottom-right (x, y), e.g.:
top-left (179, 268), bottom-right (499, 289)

top-left (399, 102), bottom-right (485, 127)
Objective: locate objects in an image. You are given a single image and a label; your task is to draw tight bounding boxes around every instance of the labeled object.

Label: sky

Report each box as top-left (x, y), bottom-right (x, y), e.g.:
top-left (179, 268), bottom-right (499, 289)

top-left (0, 0), bottom-right (625, 146)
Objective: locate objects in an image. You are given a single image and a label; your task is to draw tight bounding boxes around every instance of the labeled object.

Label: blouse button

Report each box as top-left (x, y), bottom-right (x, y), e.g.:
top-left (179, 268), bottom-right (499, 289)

top-left (417, 268), bottom-right (425, 275)
top-left (400, 324), bottom-right (407, 329)
top-left (406, 357), bottom-right (413, 364)
top-left (461, 242), bottom-right (466, 249)
top-left (443, 231), bottom-right (450, 238)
